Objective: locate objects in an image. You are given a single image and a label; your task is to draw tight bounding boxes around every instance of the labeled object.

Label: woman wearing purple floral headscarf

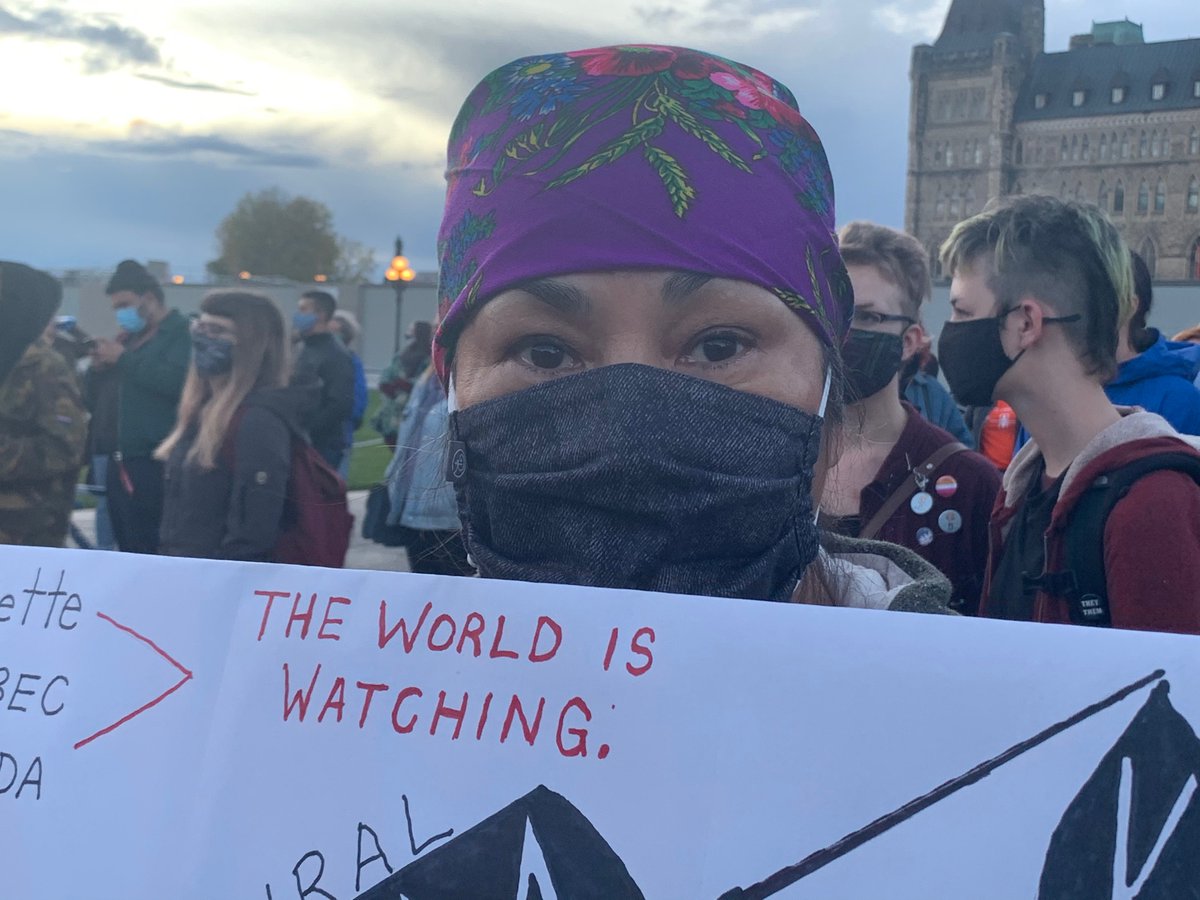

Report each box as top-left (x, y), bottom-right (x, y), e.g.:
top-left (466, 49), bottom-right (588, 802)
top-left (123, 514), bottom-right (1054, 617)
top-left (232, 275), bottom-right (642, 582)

top-left (435, 44), bottom-right (953, 612)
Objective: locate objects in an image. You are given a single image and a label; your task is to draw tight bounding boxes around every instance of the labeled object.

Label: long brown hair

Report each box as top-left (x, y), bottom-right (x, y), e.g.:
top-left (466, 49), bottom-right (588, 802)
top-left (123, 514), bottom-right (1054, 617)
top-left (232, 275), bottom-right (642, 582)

top-left (156, 291), bottom-right (288, 470)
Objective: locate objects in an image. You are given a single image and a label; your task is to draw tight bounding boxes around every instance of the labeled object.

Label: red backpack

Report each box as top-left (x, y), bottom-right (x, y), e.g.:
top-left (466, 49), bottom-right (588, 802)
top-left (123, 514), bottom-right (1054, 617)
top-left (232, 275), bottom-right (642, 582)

top-left (225, 408), bottom-right (353, 568)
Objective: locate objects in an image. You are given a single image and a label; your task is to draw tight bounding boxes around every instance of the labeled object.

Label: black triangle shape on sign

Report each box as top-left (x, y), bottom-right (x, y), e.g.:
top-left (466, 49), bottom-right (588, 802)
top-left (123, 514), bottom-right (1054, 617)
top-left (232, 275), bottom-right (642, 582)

top-left (355, 785), bottom-right (644, 900)
top-left (1039, 681), bottom-right (1200, 899)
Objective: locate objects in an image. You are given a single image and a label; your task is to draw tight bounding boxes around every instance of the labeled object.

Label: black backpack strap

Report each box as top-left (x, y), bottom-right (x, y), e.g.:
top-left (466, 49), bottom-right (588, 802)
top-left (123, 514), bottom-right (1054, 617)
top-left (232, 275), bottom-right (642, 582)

top-left (1028, 452), bottom-right (1200, 626)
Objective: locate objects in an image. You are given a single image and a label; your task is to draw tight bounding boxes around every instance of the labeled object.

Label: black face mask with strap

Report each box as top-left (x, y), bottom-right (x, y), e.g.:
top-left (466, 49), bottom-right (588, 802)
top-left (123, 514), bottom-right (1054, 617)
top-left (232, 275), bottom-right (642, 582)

top-left (938, 308), bottom-right (1081, 407)
top-left (842, 328), bottom-right (905, 401)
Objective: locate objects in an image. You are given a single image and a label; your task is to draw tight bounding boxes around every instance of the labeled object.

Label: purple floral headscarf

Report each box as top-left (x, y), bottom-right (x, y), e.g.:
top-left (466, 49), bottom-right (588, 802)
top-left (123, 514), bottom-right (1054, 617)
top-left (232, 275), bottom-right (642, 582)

top-left (434, 44), bottom-right (852, 380)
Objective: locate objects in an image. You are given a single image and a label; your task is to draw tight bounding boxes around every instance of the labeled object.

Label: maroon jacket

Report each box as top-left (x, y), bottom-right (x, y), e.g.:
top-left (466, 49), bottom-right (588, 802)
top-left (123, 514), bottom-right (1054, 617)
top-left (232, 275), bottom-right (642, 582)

top-left (982, 415), bottom-right (1200, 635)
top-left (860, 404), bottom-right (1001, 614)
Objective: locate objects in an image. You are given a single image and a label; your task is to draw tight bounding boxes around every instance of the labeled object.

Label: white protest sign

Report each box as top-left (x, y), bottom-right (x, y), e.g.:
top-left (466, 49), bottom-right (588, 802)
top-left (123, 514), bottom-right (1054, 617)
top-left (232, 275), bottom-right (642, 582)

top-left (3, 545), bottom-right (1199, 899)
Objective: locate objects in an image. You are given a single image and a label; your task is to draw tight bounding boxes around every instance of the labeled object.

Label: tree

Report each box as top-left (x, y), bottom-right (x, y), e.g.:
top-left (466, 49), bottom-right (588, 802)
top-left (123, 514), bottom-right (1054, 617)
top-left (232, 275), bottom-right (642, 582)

top-left (209, 188), bottom-right (364, 282)
top-left (333, 238), bottom-right (377, 284)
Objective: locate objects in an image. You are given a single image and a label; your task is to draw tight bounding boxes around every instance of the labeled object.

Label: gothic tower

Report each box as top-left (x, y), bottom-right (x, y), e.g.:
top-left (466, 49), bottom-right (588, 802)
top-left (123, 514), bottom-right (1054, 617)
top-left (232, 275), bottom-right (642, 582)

top-left (905, 0), bottom-right (1044, 271)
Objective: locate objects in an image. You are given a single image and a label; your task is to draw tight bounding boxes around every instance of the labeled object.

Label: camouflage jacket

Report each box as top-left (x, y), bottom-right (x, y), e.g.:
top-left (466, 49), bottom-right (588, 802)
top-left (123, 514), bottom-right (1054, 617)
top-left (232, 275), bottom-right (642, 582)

top-left (0, 343), bottom-right (89, 547)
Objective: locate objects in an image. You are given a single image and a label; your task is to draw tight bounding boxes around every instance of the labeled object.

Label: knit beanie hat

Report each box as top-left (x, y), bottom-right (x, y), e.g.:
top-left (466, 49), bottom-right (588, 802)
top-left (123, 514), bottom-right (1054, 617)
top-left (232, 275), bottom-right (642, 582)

top-left (0, 261), bottom-right (63, 386)
top-left (105, 259), bottom-right (163, 299)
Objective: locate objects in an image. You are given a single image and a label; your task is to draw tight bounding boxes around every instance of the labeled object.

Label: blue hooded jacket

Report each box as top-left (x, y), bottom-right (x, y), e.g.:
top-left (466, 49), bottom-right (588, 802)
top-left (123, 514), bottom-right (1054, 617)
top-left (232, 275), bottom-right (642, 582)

top-left (1105, 331), bottom-right (1200, 436)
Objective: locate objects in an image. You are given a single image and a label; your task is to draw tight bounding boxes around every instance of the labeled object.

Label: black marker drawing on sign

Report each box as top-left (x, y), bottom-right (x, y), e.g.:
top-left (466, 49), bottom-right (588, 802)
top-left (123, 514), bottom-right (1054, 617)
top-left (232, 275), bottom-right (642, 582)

top-left (402, 793), bottom-right (454, 856)
top-left (718, 669), bottom-right (1173, 899)
top-left (356, 823), bottom-right (395, 892)
top-left (1039, 680), bottom-right (1200, 899)
top-left (295, 670), bottom-right (1193, 899)
top-left (517, 817), bottom-right (556, 899)
top-left (293, 850), bottom-right (336, 900)
top-left (354, 785), bottom-right (643, 900)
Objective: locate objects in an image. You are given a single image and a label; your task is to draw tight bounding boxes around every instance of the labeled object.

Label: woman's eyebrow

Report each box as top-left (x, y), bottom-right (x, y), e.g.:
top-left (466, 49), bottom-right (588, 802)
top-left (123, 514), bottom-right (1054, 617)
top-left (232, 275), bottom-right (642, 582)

top-left (514, 278), bottom-right (590, 315)
top-left (661, 271), bottom-right (713, 305)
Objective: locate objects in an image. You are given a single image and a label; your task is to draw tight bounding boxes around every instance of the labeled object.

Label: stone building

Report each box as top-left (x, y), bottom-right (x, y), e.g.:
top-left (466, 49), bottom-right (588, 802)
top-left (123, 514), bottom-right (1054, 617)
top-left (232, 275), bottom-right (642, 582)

top-left (906, 0), bottom-right (1200, 280)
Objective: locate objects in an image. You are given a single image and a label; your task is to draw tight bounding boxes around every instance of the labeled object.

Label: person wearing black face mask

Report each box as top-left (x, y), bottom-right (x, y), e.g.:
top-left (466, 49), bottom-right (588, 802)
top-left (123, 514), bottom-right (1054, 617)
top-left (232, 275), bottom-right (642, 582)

top-left (156, 291), bottom-right (318, 562)
top-left (939, 196), bottom-right (1200, 635)
top-left (431, 48), bottom-right (958, 615)
top-left (822, 222), bottom-right (1000, 615)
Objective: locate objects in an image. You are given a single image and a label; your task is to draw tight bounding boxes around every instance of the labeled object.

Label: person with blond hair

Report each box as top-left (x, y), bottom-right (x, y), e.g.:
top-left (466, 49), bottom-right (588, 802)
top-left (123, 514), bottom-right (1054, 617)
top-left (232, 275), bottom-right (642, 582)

top-left (156, 291), bottom-right (315, 561)
top-left (823, 221), bottom-right (999, 614)
top-left (939, 196), bottom-right (1200, 633)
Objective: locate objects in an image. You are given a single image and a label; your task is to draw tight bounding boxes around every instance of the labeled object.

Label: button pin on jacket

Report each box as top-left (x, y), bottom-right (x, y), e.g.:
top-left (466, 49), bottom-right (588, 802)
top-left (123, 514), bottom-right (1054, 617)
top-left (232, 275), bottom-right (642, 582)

top-left (255, 471), bottom-right (268, 485)
top-left (911, 491), bottom-right (934, 515)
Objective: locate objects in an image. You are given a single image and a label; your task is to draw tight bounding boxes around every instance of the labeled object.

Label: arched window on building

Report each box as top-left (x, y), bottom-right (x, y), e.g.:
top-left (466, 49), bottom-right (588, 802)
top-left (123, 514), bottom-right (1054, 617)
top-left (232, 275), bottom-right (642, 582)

top-left (935, 188), bottom-right (946, 219)
top-left (1061, 136), bottom-right (1069, 159)
top-left (1074, 181), bottom-right (1084, 201)
top-left (1098, 180), bottom-right (1109, 209)
top-left (1155, 179), bottom-right (1166, 214)
top-left (1188, 177), bottom-right (1199, 213)
top-left (1138, 180), bottom-right (1150, 213)
top-left (1100, 134), bottom-right (1108, 160)
top-left (1015, 140), bottom-right (1023, 165)
top-left (1121, 133), bottom-right (1131, 159)
top-left (947, 143), bottom-right (956, 166)
top-left (1163, 129), bottom-right (1173, 157)
top-left (1191, 238), bottom-right (1200, 280)
top-left (1114, 181), bottom-right (1125, 214)
top-left (1082, 134), bottom-right (1090, 160)
top-left (1151, 130), bottom-right (1161, 157)
top-left (974, 141), bottom-right (983, 165)
top-left (950, 189), bottom-right (961, 218)
top-left (1139, 130), bottom-right (1149, 157)
top-left (965, 182), bottom-right (976, 211)
top-left (1190, 128), bottom-right (1199, 155)
top-left (1140, 239), bottom-right (1157, 278)
top-left (934, 142), bottom-right (944, 166)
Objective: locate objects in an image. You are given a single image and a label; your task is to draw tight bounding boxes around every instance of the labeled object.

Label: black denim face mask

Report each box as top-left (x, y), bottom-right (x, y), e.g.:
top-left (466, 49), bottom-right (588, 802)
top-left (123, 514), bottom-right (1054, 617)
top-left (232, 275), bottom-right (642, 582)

top-left (938, 308), bottom-right (1081, 407)
top-left (842, 328), bottom-right (904, 401)
top-left (448, 363), bottom-right (825, 602)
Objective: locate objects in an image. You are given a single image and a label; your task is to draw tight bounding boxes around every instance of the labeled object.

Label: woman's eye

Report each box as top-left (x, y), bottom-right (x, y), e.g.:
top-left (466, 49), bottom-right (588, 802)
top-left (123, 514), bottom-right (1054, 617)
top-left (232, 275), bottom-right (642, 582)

top-left (686, 331), bottom-right (753, 365)
top-left (516, 340), bottom-right (577, 371)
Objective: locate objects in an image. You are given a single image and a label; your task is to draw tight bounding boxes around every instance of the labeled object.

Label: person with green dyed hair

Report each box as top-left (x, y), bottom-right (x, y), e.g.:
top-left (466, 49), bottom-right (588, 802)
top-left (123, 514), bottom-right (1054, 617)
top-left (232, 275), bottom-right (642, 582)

top-left (936, 194), bottom-right (1200, 634)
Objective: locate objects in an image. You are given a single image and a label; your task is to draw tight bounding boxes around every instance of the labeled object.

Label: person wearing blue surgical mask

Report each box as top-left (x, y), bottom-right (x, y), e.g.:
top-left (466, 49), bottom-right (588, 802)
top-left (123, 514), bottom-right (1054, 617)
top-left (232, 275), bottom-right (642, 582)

top-left (289, 290), bottom-right (355, 470)
top-left (90, 259), bottom-right (190, 554)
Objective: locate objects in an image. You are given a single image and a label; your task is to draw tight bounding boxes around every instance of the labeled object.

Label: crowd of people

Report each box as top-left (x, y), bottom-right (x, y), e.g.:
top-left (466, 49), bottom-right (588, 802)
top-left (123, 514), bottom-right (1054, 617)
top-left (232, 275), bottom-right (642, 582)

top-left (3, 44), bottom-right (1199, 637)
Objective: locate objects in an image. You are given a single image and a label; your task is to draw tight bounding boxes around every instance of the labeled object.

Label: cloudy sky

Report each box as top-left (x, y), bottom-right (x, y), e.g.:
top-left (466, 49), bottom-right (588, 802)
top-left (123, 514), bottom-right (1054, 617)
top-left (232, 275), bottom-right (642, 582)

top-left (1, 0), bottom-right (1196, 278)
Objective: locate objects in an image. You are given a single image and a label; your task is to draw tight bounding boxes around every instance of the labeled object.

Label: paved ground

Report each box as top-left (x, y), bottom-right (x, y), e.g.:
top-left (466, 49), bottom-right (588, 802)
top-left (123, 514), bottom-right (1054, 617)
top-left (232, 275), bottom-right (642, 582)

top-left (70, 489), bottom-right (411, 572)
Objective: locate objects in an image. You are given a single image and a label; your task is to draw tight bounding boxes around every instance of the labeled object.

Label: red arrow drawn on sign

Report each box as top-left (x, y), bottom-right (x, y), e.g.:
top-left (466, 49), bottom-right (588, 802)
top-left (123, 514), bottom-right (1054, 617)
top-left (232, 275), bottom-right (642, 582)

top-left (73, 610), bottom-right (194, 750)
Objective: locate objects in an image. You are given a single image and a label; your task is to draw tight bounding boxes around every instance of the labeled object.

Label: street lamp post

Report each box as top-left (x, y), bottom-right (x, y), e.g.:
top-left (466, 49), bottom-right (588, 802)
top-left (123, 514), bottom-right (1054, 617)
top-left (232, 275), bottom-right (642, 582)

top-left (385, 237), bottom-right (416, 354)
